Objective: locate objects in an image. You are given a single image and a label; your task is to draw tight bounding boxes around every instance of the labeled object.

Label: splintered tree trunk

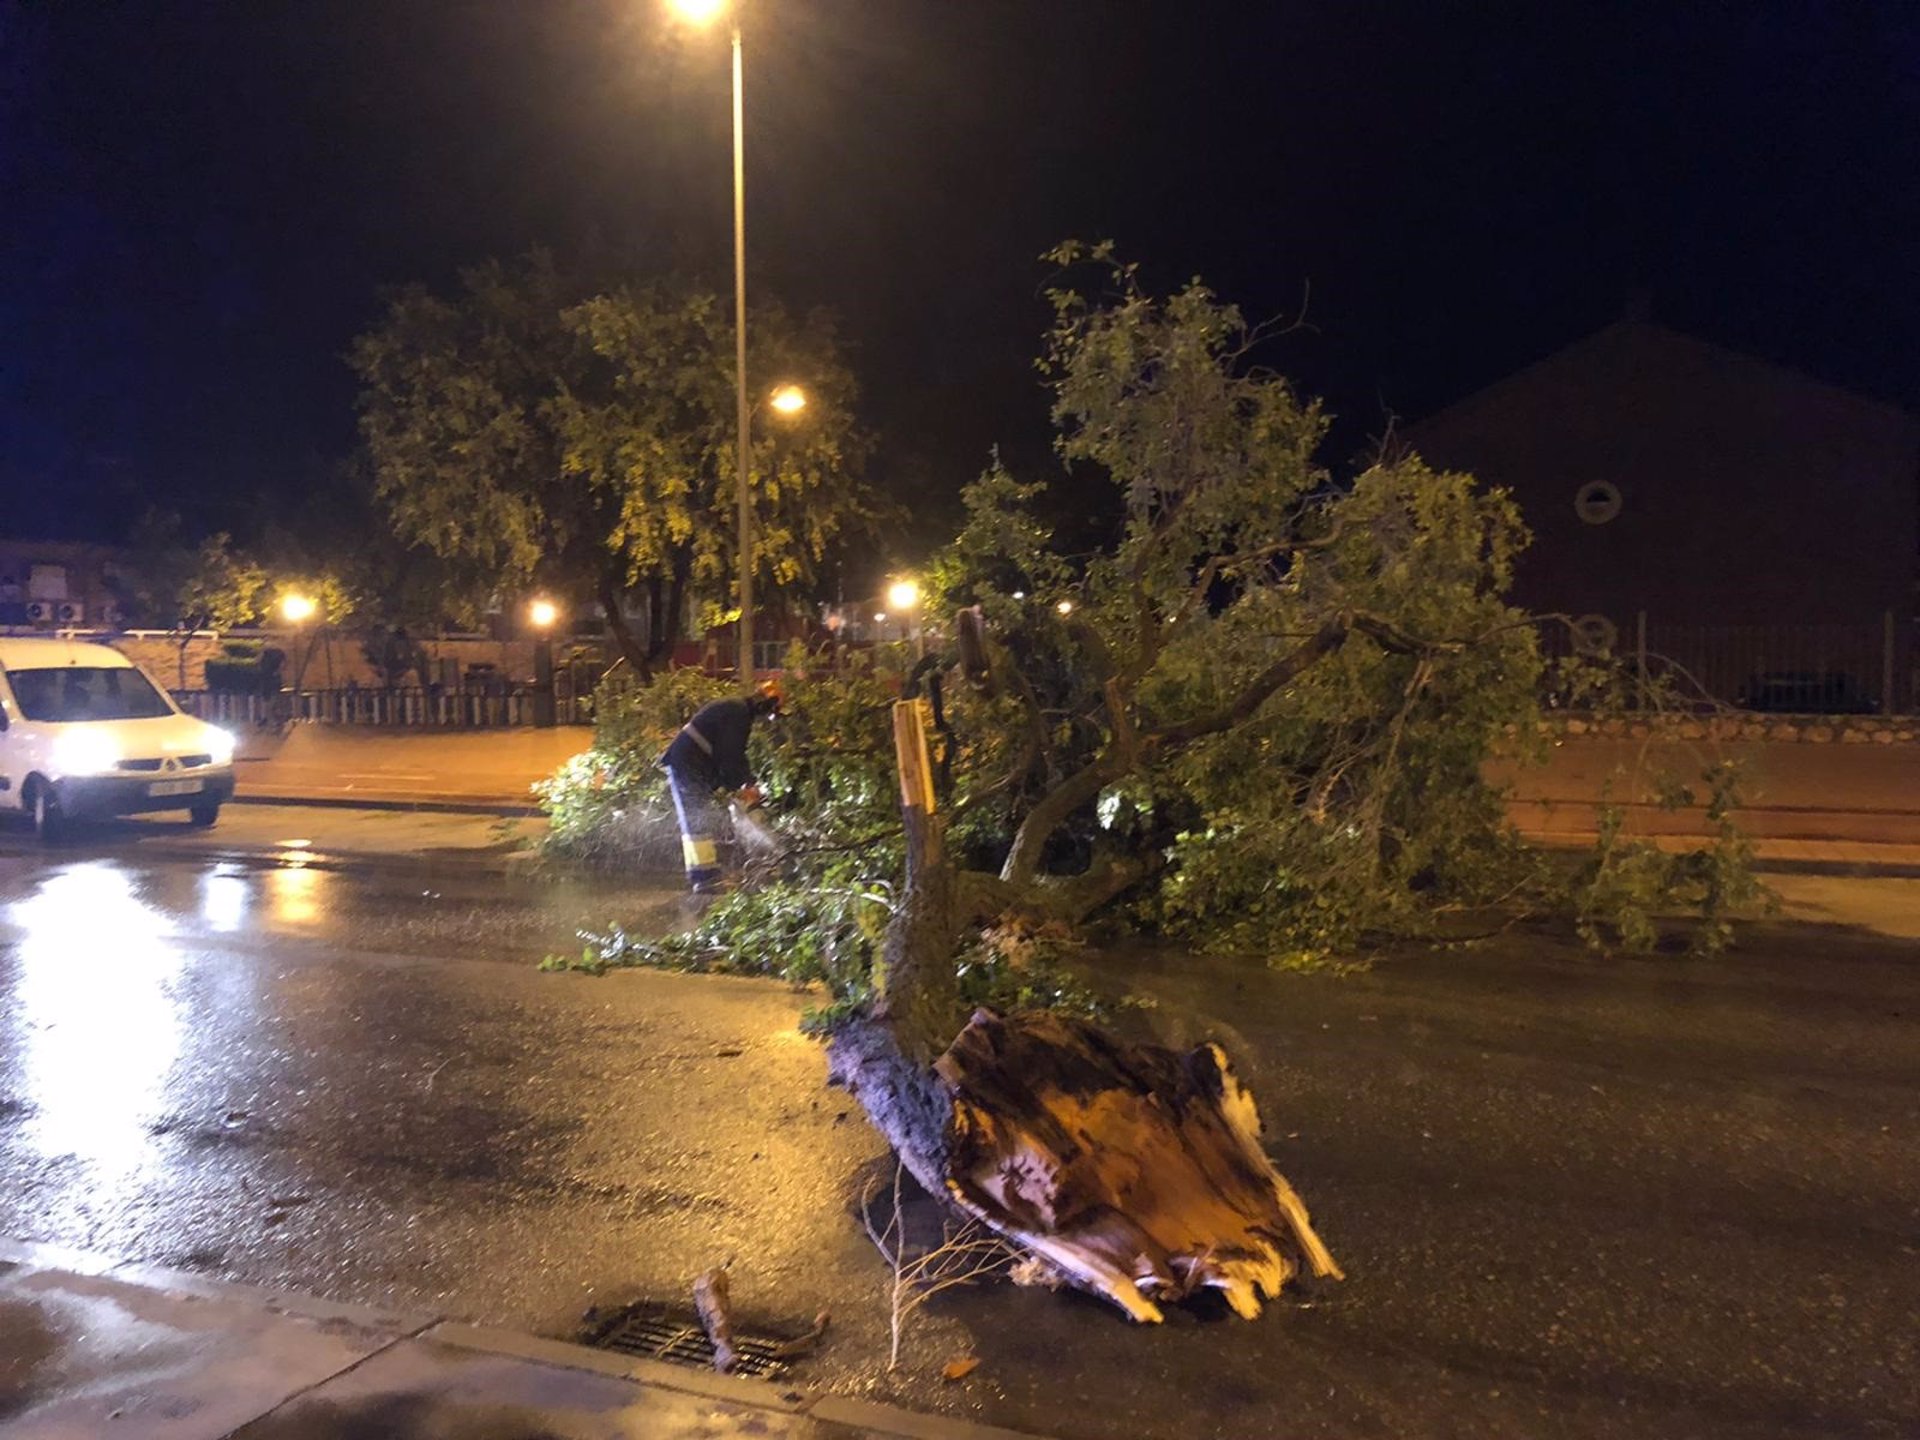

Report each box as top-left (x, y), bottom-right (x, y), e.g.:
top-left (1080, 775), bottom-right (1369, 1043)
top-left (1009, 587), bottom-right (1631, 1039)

top-left (935, 1009), bottom-right (1342, 1321)
top-left (826, 701), bottom-right (1343, 1323)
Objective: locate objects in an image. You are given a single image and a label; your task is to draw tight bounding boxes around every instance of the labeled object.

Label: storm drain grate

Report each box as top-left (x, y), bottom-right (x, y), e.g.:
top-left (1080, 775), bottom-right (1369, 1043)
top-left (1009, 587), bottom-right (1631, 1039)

top-left (584, 1303), bottom-right (792, 1379)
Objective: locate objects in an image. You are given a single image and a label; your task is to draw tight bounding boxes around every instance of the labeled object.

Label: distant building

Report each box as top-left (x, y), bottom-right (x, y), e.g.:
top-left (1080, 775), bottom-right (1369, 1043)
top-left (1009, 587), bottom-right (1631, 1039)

top-left (1407, 320), bottom-right (1920, 711)
top-left (0, 540), bottom-right (132, 629)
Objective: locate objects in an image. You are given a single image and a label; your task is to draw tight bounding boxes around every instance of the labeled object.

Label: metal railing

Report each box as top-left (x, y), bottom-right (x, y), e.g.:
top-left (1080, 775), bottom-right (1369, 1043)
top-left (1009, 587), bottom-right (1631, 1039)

top-left (1541, 610), bottom-right (1911, 714)
top-left (173, 681), bottom-right (589, 729)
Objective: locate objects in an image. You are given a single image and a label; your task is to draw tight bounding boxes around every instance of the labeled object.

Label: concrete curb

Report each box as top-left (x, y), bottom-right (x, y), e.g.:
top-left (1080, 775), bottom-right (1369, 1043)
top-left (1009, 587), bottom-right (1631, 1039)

top-left (0, 1237), bottom-right (1048, 1440)
top-left (1752, 858), bottom-right (1920, 878)
top-left (231, 789), bottom-right (542, 818)
top-left (1519, 830), bottom-right (1920, 879)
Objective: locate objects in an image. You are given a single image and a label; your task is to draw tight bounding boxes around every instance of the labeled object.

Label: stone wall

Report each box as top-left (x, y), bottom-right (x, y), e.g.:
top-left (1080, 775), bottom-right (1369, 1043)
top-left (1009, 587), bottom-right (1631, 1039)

top-left (1546, 712), bottom-right (1918, 745)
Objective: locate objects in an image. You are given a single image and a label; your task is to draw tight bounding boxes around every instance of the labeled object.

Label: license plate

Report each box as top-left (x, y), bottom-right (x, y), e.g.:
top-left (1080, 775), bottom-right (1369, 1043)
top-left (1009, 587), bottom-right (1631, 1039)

top-left (149, 779), bottom-right (204, 797)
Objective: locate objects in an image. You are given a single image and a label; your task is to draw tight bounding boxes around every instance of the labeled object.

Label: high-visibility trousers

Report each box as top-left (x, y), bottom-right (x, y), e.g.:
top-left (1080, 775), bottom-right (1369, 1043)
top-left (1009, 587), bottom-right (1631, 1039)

top-left (666, 766), bottom-right (725, 892)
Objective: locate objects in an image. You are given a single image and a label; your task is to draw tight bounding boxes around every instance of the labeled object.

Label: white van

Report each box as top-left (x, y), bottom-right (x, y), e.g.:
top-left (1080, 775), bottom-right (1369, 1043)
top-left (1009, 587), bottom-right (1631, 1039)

top-left (0, 637), bottom-right (237, 840)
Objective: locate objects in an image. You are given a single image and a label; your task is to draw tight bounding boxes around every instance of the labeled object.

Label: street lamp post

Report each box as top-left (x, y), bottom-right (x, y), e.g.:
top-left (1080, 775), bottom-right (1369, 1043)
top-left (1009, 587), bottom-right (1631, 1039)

top-left (670, 2), bottom-right (810, 685)
top-left (887, 578), bottom-right (923, 658)
top-left (672, 0), bottom-right (755, 681)
top-left (279, 592), bottom-right (317, 724)
top-left (528, 598), bottom-right (560, 727)
top-left (729, 16), bottom-right (752, 682)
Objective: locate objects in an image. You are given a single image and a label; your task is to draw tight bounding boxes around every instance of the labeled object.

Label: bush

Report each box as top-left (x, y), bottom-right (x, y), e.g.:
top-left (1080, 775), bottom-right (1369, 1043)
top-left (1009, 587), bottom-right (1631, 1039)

top-left (203, 645), bottom-right (285, 695)
top-left (535, 666), bottom-right (733, 865)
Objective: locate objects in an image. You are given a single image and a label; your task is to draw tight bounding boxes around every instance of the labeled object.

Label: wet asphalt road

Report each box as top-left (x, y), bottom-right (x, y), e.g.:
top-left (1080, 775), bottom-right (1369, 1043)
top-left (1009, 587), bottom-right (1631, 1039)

top-left (0, 811), bottom-right (1916, 1438)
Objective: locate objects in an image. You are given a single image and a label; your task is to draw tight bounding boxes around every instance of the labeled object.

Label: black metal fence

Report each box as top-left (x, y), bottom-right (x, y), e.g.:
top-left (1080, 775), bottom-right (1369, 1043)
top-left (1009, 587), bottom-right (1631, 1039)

top-left (1540, 611), bottom-right (1911, 714)
top-left (174, 680), bottom-right (590, 729)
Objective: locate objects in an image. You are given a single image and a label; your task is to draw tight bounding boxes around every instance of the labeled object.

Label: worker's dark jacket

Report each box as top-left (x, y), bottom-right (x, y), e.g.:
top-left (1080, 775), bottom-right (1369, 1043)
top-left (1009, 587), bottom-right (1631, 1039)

top-left (660, 698), bottom-right (756, 790)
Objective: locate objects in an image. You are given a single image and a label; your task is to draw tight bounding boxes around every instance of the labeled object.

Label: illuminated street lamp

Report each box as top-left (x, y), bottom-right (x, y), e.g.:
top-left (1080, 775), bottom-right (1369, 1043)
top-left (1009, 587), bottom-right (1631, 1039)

top-left (669, 0), bottom-right (758, 680)
top-left (769, 383), bottom-right (807, 416)
top-left (279, 592), bottom-right (320, 705)
top-left (886, 577), bottom-right (923, 656)
top-left (528, 598), bottom-right (561, 727)
top-left (1056, 599), bottom-right (1075, 616)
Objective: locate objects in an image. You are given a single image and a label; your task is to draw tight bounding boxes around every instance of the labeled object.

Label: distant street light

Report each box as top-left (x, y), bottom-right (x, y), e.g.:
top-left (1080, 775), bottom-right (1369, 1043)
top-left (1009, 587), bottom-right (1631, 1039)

top-left (769, 383), bottom-right (808, 415)
top-left (528, 598), bottom-right (560, 727)
top-left (670, 0), bottom-right (758, 680)
top-left (887, 578), bottom-right (924, 656)
top-left (279, 593), bottom-right (320, 706)
top-left (1056, 599), bottom-right (1074, 616)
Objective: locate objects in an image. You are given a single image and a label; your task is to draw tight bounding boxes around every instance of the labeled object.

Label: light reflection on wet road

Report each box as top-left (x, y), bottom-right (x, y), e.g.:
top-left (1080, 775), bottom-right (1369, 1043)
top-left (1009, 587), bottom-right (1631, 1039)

top-left (11, 862), bottom-right (188, 1202)
top-left (0, 840), bottom-right (895, 1394)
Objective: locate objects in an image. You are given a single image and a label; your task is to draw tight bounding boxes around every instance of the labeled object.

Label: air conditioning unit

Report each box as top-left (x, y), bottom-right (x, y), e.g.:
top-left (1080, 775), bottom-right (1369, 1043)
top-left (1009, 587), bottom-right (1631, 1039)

top-left (56, 602), bottom-right (85, 624)
top-left (24, 601), bottom-right (53, 623)
top-left (103, 603), bottom-right (128, 627)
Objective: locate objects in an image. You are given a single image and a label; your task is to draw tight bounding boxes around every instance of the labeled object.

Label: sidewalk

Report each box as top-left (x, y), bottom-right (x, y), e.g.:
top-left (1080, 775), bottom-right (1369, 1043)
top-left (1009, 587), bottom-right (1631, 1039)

top-left (1492, 733), bottom-right (1920, 874)
top-left (225, 725), bottom-right (1920, 874)
top-left (0, 1239), bottom-right (1037, 1440)
top-left (232, 724), bottom-right (593, 814)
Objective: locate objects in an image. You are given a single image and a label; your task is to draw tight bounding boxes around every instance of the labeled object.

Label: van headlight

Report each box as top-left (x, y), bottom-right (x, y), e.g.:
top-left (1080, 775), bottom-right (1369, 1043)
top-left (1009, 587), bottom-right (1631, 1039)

top-left (204, 727), bottom-right (237, 765)
top-left (53, 729), bottom-right (121, 776)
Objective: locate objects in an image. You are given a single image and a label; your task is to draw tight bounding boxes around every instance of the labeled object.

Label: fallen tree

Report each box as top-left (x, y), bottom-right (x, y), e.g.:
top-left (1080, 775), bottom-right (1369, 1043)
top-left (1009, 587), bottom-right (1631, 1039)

top-left (552, 245), bottom-right (1762, 1322)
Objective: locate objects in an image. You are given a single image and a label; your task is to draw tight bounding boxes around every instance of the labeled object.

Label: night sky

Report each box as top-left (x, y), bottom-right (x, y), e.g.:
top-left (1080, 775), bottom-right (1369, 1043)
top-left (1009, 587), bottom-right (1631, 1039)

top-left (5, 1), bottom-right (1917, 573)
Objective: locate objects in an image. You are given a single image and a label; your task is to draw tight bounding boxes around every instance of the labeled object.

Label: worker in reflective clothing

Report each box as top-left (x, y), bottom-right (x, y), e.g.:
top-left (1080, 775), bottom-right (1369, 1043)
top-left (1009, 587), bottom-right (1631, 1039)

top-left (660, 684), bottom-right (780, 893)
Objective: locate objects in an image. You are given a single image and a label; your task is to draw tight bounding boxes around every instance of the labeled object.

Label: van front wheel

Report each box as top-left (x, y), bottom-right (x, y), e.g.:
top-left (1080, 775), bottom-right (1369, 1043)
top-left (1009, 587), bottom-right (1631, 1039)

top-left (32, 785), bottom-right (66, 843)
top-left (189, 802), bottom-right (220, 829)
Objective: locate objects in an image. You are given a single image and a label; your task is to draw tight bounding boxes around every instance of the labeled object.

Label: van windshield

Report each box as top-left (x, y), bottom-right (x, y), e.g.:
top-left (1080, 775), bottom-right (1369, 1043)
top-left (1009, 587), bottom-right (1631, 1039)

top-left (8, 666), bottom-right (174, 722)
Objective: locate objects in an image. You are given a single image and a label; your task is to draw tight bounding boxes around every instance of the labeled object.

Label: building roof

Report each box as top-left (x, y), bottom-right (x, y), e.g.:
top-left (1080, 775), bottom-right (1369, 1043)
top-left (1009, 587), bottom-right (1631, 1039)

top-left (1412, 319), bottom-right (1920, 451)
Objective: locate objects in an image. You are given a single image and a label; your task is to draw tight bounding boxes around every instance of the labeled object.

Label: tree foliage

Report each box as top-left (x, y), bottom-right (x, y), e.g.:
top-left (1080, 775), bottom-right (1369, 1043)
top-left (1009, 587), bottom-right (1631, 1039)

top-left (350, 251), bottom-right (877, 672)
top-left (122, 516), bottom-right (270, 686)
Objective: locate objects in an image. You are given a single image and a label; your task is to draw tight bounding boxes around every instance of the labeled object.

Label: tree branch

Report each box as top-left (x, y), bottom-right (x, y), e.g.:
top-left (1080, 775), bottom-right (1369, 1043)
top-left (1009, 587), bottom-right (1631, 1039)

top-left (1145, 614), bottom-right (1350, 749)
top-left (999, 752), bottom-right (1125, 887)
top-left (1348, 610), bottom-right (1463, 658)
top-left (1003, 616), bottom-right (1351, 886)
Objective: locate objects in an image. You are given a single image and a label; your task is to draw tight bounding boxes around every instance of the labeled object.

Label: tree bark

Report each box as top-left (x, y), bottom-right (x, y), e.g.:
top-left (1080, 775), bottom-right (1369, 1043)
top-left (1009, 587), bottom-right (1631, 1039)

top-left (642, 551), bottom-right (692, 675)
top-left (597, 576), bottom-right (651, 678)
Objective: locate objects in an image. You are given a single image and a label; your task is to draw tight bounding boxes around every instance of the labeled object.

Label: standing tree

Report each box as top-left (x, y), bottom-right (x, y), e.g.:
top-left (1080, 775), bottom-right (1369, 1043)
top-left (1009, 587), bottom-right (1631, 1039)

top-left (122, 518), bottom-right (270, 688)
top-left (251, 454), bottom-right (490, 650)
top-left (350, 251), bottom-right (876, 675)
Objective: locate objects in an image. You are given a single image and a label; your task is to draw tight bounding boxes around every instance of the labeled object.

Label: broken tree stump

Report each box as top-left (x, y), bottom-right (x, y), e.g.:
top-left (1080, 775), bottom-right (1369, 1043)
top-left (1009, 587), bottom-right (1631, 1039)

top-left (832, 1008), bottom-right (1342, 1324)
top-left (938, 1008), bottom-right (1341, 1322)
